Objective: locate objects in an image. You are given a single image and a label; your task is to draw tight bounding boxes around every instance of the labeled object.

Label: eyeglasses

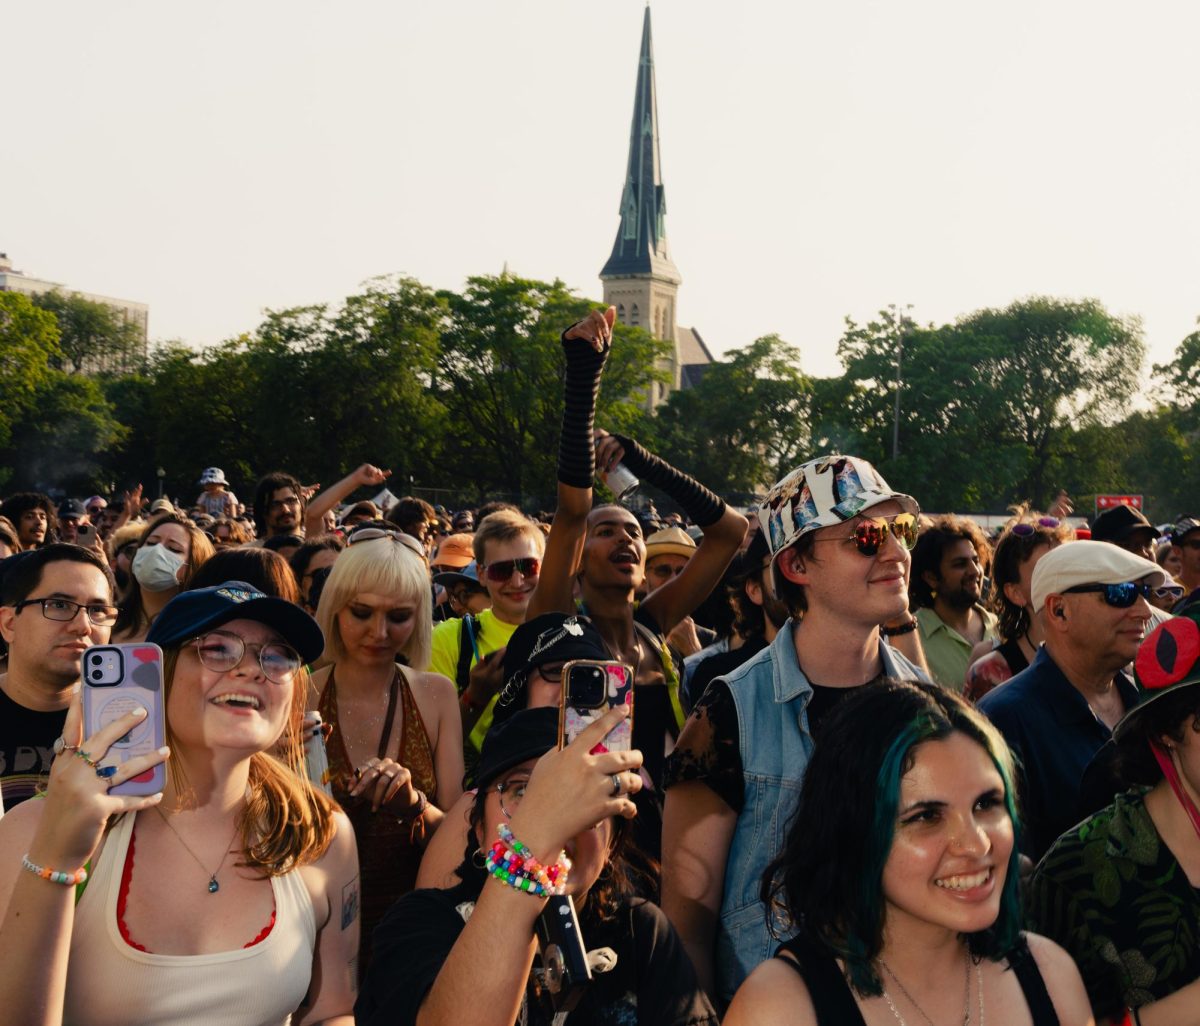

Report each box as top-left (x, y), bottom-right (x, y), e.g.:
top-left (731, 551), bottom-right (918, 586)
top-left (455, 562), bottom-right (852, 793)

top-left (191, 630), bottom-right (302, 684)
top-left (530, 660), bottom-right (565, 683)
top-left (648, 563), bottom-right (686, 580)
top-left (812, 513), bottom-right (919, 557)
top-left (1063, 582), bottom-right (1155, 608)
top-left (495, 774), bottom-right (530, 819)
top-left (482, 557), bottom-right (541, 582)
top-left (1011, 517), bottom-right (1061, 537)
top-left (14, 597), bottom-right (118, 626)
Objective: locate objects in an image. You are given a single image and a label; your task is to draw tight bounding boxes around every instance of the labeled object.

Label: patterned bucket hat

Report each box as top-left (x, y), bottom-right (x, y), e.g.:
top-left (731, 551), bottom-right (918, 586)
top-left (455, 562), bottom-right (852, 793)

top-left (755, 455), bottom-right (919, 566)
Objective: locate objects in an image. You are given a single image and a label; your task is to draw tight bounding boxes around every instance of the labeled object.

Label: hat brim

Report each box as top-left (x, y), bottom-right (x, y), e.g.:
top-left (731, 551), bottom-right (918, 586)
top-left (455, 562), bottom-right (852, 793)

top-left (432, 570), bottom-right (483, 589)
top-left (1113, 678), bottom-right (1200, 742)
top-left (644, 543), bottom-right (696, 561)
top-left (473, 707), bottom-right (559, 791)
top-left (149, 595), bottom-right (325, 665)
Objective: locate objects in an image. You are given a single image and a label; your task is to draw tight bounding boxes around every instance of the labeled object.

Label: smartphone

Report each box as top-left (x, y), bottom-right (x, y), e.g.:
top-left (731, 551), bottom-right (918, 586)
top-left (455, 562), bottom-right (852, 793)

top-left (81, 643), bottom-right (167, 796)
top-left (533, 894), bottom-right (591, 1014)
top-left (76, 523), bottom-right (96, 545)
top-left (558, 659), bottom-right (634, 752)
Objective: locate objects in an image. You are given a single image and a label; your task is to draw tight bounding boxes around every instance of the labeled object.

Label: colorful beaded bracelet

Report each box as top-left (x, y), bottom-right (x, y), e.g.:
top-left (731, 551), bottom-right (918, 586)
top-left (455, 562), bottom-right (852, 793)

top-left (484, 824), bottom-right (571, 897)
top-left (22, 853), bottom-right (88, 887)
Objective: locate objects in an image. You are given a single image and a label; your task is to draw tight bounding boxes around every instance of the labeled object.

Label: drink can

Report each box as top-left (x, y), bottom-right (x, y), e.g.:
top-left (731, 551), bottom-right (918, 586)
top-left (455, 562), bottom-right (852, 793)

top-left (600, 462), bottom-right (640, 504)
top-left (302, 710), bottom-right (333, 797)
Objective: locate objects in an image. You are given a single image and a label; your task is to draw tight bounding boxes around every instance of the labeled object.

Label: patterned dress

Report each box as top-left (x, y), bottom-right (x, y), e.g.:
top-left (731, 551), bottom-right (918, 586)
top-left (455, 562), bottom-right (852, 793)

top-left (1027, 788), bottom-right (1200, 1020)
top-left (320, 665), bottom-right (437, 980)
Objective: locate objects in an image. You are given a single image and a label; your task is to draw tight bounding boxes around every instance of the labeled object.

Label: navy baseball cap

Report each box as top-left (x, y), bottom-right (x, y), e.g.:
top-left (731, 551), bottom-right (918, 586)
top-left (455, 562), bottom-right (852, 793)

top-left (147, 580), bottom-right (324, 664)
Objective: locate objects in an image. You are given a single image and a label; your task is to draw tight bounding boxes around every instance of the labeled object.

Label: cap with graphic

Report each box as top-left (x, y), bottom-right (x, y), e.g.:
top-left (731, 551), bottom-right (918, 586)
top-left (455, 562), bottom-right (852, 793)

top-left (755, 455), bottom-right (918, 563)
top-left (1118, 605), bottom-right (1200, 740)
top-left (198, 467), bottom-right (228, 486)
top-left (146, 580), bottom-right (324, 665)
top-left (1172, 515), bottom-right (1200, 543)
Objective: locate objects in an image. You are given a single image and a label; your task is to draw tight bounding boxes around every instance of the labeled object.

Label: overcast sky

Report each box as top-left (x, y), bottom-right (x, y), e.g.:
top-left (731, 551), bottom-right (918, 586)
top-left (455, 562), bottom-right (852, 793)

top-left (5, 1), bottom-right (1199, 381)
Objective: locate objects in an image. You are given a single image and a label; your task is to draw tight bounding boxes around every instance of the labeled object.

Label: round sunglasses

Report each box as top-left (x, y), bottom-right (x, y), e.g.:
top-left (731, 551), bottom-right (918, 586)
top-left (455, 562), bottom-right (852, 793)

top-left (811, 513), bottom-right (919, 557)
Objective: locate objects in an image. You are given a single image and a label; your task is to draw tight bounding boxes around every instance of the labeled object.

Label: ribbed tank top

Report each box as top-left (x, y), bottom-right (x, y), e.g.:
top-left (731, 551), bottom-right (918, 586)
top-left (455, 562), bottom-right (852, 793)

top-left (64, 811), bottom-right (316, 1026)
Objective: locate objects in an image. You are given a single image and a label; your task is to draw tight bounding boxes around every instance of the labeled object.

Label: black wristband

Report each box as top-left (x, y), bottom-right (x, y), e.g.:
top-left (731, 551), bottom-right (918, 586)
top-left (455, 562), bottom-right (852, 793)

top-left (881, 618), bottom-right (919, 637)
top-left (609, 434), bottom-right (726, 528)
top-left (557, 333), bottom-right (609, 489)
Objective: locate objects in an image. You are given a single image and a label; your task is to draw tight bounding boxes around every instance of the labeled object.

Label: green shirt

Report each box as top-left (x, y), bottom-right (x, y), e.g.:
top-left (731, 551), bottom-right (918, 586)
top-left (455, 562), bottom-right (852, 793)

top-left (915, 604), bottom-right (998, 692)
top-left (427, 607), bottom-right (518, 753)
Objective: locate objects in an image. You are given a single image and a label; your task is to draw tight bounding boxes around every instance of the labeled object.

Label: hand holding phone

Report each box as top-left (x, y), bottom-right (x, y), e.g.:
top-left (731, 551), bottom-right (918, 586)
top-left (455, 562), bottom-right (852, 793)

top-left (81, 643), bottom-right (167, 796)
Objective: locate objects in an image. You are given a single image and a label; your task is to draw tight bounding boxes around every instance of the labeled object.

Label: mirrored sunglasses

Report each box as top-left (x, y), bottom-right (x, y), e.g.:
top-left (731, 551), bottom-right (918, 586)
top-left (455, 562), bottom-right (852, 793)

top-left (482, 557), bottom-right (541, 582)
top-left (1063, 581), bottom-right (1154, 608)
top-left (815, 513), bottom-right (919, 557)
top-left (1011, 517), bottom-right (1061, 537)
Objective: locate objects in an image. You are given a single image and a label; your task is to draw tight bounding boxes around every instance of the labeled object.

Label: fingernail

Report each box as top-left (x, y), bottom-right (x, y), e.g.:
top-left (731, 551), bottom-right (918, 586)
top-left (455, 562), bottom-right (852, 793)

top-left (132, 707), bottom-right (147, 718)
top-left (158, 746), bottom-right (170, 756)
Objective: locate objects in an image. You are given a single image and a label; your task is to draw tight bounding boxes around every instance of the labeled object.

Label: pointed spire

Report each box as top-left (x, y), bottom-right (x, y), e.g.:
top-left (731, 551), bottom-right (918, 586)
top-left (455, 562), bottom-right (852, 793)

top-left (600, 6), bottom-right (681, 284)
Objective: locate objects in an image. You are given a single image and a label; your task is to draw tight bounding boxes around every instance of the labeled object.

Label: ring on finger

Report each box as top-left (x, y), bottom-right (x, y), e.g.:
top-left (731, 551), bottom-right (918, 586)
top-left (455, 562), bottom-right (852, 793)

top-left (610, 773), bottom-right (622, 798)
top-left (95, 765), bottom-right (118, 779)
top-left (75, 749), bottom-right (99, 769)
top-left (53, 736), bottom-right (80, 756)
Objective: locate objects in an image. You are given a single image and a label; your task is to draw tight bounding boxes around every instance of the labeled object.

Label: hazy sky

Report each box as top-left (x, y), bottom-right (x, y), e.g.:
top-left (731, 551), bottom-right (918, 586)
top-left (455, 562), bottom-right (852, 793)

top-left (6, 1), bottom-right (1199, 382)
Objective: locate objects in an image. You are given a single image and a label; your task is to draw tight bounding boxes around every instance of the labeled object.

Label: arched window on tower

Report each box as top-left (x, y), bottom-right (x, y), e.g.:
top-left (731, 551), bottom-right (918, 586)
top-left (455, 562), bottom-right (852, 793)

top-left (617, 304), bottom-right (626, 323)
top-left (630, 304), bottom-right (640, 327)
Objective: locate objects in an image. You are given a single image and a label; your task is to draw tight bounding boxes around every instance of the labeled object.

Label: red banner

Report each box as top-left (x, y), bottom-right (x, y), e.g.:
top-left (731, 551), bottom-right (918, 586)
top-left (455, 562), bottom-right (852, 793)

top-left (1095, 494), bottom-right (1143, 511)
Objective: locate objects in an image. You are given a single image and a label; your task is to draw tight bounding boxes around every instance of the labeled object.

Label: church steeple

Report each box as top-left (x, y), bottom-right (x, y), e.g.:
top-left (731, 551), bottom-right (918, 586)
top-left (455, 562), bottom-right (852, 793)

top-left (600, 5), bottom-right (680, 285)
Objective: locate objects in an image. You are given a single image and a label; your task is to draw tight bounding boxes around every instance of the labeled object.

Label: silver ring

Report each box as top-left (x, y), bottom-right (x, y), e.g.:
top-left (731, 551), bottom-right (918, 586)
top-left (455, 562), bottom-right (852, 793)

top-left (53, 736), bottom-right (80, 756)
top-left (610, 773), bottom-right (622, 797)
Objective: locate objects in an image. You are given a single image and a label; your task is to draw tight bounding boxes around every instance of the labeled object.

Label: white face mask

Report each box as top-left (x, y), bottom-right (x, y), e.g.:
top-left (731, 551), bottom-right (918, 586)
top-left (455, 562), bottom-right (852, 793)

top-left (132, 543), bottom-right (186, 592)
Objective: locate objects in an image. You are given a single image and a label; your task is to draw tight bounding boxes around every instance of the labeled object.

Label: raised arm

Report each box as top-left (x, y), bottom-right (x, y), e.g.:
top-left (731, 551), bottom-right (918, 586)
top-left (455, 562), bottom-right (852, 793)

top-left (525, 306), bottom-right (615, 620)
top-left (304, 464), bottom-right (392, 536)
top-left (595, 432), bottom-right (747, 635)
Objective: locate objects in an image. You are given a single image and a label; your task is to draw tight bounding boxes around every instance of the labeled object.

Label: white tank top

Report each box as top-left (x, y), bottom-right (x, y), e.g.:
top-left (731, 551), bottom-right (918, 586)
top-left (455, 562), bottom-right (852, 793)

top-left (64, 811), bottom-right (316, 1026)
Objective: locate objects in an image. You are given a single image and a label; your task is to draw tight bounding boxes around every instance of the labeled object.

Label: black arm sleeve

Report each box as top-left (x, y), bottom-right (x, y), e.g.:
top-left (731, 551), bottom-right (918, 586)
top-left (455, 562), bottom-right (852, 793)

top-left (557, 332), bottom-right (609, 489)
top-left (609, 434), bottom-right (726, 527)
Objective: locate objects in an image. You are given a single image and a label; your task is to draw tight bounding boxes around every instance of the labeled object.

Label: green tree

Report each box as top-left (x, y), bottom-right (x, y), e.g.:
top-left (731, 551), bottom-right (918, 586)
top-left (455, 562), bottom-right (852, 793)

top-left (0, 293), bottom-right (63, 485)
top-left (31, 290), bottom-right (145, 375)
top-left (654, 334), bottom-right (812, 496)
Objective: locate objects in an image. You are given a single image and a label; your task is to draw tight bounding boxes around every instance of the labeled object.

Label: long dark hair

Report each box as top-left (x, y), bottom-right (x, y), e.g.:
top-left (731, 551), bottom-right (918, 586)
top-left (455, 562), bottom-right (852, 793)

top-left (988, 507), bottom-right (1074, 641)
top-left (761, 680), bottom-right (1022, 996)
top-left (1114, 687), bottom-right (1200, 786)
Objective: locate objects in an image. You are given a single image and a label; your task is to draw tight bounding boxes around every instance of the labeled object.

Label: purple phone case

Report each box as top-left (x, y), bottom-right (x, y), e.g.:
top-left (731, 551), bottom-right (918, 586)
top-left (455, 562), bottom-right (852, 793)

top-left (81, 643), bottom-right (166, 796)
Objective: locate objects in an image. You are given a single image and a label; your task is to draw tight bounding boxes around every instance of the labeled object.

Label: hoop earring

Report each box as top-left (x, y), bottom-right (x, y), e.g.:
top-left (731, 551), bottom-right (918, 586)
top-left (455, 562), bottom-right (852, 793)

top-left (471, 847), bottom-right (487, 869)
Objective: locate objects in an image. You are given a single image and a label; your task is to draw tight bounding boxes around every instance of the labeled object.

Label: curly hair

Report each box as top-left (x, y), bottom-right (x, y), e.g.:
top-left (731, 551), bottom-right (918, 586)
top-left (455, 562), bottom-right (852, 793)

top-left (909, 514), bottom-right (993, 610)
top-left (987, 506), bottom-right (1075, 641)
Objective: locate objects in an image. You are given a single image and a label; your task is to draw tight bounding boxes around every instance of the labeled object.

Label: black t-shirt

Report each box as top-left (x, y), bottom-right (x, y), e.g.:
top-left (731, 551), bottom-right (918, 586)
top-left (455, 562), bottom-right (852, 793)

top-left (0, 685), bottom-right (67, 811)
top-left (686, 636), bottom-right (768, 710)
top-left (664, 679), bottom-right (871, 814)
top-left (356, 881), bottom-right (718, 1026)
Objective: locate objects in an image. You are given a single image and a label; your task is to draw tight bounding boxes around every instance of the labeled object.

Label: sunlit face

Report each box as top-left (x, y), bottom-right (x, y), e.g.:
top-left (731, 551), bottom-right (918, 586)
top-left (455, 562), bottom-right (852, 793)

top-left (1052, 573), bottom-right (1155, 669)
top-left (930, 539), bottom-right (983, 609)
top-left (58, 517), bottom-right (83, 543)
top-left (582, 507), bottom-right (646, 591)
top-left (266, 488), bottom-right (301, 534)
top-left (142, 521), bottom-right (192, 585)
top-left (335, 591), bottom-right (417, 665)
top-left (783, 500), bottom-right (910, 628)
top-left (168, 617), bottom-right (295, 756)
top-left (480, 535), bottom-right (542, 624)
top-left (478, 756), bottom-right (614, 901)
top-left (881, 732), bottom-right (1013, 940)
top-left (18, 508), bottom-right (48, 548)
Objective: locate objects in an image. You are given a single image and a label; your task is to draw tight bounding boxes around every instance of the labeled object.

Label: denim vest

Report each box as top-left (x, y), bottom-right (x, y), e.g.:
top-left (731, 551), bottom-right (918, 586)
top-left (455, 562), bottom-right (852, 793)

top-left (715, 622), bottom-right (929, 1003)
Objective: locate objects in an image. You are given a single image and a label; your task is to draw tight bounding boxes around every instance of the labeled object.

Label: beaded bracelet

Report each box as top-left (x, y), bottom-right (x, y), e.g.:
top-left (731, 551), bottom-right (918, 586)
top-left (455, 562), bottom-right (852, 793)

top-left (22, 853), bottom-right (88, 887)
top-left (395, 789), bottom-right (429, 822)
top-left (485, 824), bottom-right (571, 897)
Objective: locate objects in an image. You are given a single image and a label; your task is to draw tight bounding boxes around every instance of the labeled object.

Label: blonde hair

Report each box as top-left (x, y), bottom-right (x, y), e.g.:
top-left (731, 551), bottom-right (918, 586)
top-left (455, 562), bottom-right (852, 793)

top-left (472, 509), bottom-right (545, 566)
top-left (161, 648), bottom-right (337, 875)
top-left (315, 536), bottom-right (432, 669)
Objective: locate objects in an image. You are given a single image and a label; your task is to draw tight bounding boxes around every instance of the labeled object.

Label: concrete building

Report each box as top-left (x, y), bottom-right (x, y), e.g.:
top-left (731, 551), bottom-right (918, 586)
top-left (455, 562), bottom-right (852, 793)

top-left (600, 7), bottom-right (712, 408)
top-left (0, 252), bottom-right (149, 373)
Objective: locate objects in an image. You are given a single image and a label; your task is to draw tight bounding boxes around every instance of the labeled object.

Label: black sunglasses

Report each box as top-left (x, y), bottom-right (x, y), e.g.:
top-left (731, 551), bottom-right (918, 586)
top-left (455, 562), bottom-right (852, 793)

top-left (1063, 581), bottom-right (1154, 608)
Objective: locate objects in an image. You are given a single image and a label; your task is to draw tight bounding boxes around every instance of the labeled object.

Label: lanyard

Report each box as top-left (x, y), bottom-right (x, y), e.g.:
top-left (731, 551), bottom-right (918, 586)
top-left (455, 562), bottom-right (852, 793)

top-left (1151, 741), bottom-right (1200, 841)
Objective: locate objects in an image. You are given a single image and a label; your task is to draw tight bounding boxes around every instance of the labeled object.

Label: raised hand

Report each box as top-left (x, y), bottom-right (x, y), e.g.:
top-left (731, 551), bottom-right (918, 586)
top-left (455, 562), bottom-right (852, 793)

top-left (564, 306), bottom-right (616, 353)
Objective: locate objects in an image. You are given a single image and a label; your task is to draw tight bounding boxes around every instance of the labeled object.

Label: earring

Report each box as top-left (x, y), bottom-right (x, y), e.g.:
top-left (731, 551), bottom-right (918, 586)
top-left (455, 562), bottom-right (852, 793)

top-left (471, 847), bottom-right (487, 869)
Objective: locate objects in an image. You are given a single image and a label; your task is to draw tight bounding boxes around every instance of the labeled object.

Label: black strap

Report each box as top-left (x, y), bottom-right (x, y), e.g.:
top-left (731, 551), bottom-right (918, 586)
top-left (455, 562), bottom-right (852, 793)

top-left (773, 938), bottom-right (867, 1026)
top-left (995, 636), bottom-right (1030, 675)
top-left (376, 667), bottom-right (401, 760)
top-left (1009, 935), bottom-right (1060, 1026)
top-left (454, 615), bottom-right (477, 694)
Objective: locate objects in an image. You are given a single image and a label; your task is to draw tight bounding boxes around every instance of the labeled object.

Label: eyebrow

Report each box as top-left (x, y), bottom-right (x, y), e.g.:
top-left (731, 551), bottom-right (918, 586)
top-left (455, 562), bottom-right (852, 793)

top-left (46, 590), bottom-right (112, 604)
top-left (898, 799), bottom-right (946, 816)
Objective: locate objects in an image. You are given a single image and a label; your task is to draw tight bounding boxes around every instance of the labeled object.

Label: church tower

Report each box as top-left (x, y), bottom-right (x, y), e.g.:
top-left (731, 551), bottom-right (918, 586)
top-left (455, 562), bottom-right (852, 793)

top-left (601, 6), bottom-right (706, 406)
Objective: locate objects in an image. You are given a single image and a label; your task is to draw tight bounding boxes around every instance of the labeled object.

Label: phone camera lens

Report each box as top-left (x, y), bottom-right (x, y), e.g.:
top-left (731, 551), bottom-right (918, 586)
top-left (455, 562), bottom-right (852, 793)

top-left (90, 654), bottom-right (102, 665)
top-left (91, 670), bottom-right (103, 681)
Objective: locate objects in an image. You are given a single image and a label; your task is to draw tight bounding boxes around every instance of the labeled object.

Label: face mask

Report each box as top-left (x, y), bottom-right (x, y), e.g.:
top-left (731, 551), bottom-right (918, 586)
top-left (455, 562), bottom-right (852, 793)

top-left (132, 543), bottom-right (186, 592)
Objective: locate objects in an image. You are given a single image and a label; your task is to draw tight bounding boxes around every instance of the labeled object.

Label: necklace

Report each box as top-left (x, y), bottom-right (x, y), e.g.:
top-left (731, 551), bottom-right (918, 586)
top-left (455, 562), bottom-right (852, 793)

top-left (878, 953), bottom-right (982, 1026)
top-left (153, 806), bottom-right (241, 894)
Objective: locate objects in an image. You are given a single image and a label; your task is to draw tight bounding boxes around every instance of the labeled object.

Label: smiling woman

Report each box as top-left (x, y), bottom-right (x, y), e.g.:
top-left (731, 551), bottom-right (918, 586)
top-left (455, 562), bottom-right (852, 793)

top-left (0, 581), bottom-right (360, 1026)
top-left (723, 681), bottom-right (1094, 1026)
top-left (311, 535), bottom-right (464, 979)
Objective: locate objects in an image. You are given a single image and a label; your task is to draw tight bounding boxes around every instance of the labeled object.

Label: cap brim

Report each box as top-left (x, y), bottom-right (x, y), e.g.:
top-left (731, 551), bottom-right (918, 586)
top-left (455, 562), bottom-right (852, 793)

top-left (432, 570), bottom-right (481, 588)
top-left (644, 543), bottom-right (696, 560)
top-left (151, 596), bottom-right (325, 665)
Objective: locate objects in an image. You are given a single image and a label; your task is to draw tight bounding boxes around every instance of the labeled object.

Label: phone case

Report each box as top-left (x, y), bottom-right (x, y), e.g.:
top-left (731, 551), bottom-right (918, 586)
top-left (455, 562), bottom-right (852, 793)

top-left (558, 659), bottom-right (634, 753)
top-left (81, 643), bottom-right (166, 796)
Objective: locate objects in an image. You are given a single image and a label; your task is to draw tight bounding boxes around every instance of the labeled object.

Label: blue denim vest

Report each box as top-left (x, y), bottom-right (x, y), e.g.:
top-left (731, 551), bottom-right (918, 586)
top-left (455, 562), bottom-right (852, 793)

top-left (715, 622), bottom-right (928, 1003)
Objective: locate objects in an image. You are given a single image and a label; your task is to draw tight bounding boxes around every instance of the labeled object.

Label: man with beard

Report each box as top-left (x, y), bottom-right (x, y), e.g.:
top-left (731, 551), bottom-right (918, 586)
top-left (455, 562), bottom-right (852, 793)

top-left (910, 514), bottom-right (997, 691)
top-left (251, 471), bottom-right (307, 541)
top-left (0, 494), bottom-right (56, 551)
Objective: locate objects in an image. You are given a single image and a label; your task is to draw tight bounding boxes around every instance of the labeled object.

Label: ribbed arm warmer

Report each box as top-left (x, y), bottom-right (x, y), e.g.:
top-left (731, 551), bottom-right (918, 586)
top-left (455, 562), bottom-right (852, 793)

top-left (557, 335), bottom-right (609, 488)
top-left (609, 434), bottom-right (727, 528)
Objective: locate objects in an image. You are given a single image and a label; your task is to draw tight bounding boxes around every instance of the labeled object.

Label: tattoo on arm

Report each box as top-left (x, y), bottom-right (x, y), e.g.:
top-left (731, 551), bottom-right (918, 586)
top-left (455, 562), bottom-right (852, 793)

top-left (341, 876), bottom-right (360, 931)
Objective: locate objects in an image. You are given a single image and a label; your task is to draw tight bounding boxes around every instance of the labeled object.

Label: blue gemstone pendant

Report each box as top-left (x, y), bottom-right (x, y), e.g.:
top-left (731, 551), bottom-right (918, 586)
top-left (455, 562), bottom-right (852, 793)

top-left (208, 877), bottom-right (219, 894)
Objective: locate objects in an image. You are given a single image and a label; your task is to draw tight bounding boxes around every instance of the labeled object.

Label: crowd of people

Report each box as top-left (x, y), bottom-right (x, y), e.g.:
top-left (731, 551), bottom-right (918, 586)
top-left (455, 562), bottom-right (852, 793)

top-left (0, 304), bottom-right (1197, 1024)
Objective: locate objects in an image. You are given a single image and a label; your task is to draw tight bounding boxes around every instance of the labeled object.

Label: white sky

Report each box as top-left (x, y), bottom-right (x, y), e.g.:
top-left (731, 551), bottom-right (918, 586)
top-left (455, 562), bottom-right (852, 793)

top-left (5, 1), bottom-right (1199, 382)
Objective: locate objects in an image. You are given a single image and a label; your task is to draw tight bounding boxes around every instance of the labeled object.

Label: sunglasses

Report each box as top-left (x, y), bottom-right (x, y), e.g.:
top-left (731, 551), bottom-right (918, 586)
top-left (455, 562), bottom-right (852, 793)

top-left (813, 513), bottom-right (919, 557)
top-left (1063, 581), bottom-right (1154, 608)
top-left (1011, 517), bottom-right (1061, 537)
top-left (482, 557), bottom-right (541, 582)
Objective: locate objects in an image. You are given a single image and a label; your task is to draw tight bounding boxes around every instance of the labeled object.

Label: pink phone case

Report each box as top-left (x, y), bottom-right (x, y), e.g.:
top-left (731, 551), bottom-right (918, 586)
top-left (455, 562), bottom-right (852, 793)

top-left (81, 643), bottom-right (166, 796)
top-left (559, 660), bottom-right (634, 753)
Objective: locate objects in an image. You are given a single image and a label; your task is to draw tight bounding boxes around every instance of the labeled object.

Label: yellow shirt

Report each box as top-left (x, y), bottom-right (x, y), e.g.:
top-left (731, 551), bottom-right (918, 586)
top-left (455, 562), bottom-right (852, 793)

top-left (428, 608), bottom-right (518, 752)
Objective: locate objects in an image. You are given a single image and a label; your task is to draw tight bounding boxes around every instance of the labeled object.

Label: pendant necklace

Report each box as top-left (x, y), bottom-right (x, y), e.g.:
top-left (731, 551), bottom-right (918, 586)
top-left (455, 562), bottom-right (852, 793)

top-left (877, 951), bottom-right (982, 1026)
top-left (153, 805), bottom-right (241, 894)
